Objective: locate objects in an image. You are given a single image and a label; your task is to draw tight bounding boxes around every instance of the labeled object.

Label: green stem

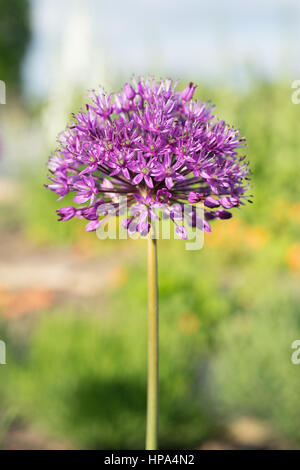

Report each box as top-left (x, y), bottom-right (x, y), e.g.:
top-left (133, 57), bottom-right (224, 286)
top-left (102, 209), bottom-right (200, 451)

top-left (146, 230), bottom-right (159, 450)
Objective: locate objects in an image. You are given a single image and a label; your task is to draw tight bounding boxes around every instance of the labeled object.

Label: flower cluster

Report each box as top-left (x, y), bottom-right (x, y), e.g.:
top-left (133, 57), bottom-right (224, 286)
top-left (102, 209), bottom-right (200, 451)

top-left (46, 78), bottom-right (251, 238)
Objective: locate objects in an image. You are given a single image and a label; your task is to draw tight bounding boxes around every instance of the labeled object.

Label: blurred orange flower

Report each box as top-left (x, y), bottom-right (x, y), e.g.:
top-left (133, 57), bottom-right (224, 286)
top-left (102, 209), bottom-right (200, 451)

top-left (0, 287), bottom-right (56, 319)
top-left (245, 226), bottom-right (270, 249)
top-left (286, 244), bottom-right (300, 271)
top-left (205, 218), bottom-right (245, 248)
top-left (288, 202), bottom-right (300, 224)
top-left (206, 219), bottom-right (270, 251)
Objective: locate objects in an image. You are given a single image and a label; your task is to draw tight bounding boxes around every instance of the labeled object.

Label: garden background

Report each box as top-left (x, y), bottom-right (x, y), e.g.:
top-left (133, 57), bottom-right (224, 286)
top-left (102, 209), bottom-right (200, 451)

top-left (0, 0), bottom-right (300, 450)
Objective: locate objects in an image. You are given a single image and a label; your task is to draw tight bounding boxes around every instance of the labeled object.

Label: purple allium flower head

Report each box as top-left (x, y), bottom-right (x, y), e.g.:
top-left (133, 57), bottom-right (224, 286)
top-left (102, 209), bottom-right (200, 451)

top-left (45, 77), bottom-right (251, 238)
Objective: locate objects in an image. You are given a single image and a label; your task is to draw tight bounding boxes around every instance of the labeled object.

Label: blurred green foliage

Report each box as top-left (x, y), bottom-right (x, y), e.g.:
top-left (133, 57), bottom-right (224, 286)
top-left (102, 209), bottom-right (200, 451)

top-left (0, 0), bottom-right (30, 91)
top-left (211, 284), bottom-right (300, 443)
top-left (1, 78), bottom-right (300, 448)
top-left (2, 254), bottom-right (225, 448)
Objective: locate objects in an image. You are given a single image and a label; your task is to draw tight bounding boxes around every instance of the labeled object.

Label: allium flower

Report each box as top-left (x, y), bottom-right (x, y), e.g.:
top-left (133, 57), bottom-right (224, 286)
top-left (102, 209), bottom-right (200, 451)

top-left (44, 77), bottom-right (252, 451)
top-left (45, 77), bottom-right (251, 238)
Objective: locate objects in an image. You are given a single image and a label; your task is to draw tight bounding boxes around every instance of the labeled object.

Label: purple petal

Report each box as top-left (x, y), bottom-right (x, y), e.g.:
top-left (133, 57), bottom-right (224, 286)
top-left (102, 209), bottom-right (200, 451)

top-left (122, 168), bottom-right (130, 179)
top-left (215, 209), bottom-right (232, 219)
top-left (101, 178), bottom-right (114, 190)
top-left (144, 175), bottom-right (154, 188)
top-left (220, 196), bottom-right (236, 209)
top-left (165, 153), bottom-right (171, 166)
top-left (85, 220), bottom-right (101, 231)
top-left (124, 83), bottom-right (136, 100)
top-left (181, 82), bottom-right (197, 101)
top-left (204, 196), bottom-right (220, 208)
top-left (110, 168), bottom-right (120, 177)
top-left (205, 211), bottom-right (216, 220)
top-left (202, 219), bottom-right (212, 232)
top-left (132, 173), bottom-right (143, 185)
top-left (138, 210), bottom-right (148, 224)
top-left (188, 192), bottom-right (201, 204)
top-left (74, 194), bottom-right (90, 204)
top-left (128, 220), bottom-right (138, 236)
top-left (137, 221), bottom-right (150, 236)
top-left (165, 177), bottom-right (173, 189)
top-left (122, 217), bottom-right (133, 229)
top-left (57, 206), bottom-right (76, 221)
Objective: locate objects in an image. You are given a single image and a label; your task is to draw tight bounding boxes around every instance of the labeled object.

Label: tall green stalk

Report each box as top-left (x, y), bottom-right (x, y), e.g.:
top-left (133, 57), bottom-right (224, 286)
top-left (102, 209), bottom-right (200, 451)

top-left (146, 231), bottom-right (159, 450)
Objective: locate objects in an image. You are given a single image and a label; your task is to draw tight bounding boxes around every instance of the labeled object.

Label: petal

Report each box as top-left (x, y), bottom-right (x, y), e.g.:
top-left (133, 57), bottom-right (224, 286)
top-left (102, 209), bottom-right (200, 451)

top-left (85, 220), bottom-right (101, 231)
top-left (57, 206), bottom-right (76, 221)
top-left (188, 192), bottom-right (201, 203)
top-left (204, 196), bottom-right (220, 208)
top-left (216, 209), bottom-right (232, 219)
top-left (124, 83), bottom-right (136, 100)
top-left (144, 175), bottom-right (154, 188)
top-left (138, 221), bottom-right (150, 236)
top-left (132, 173), bottom-right (143, 185)
top-left (122, 168), bottom-right (130, 179)
top-left (74, 194), bottom-right (90, 204)
top-left (128, 220), bottom-right (138, 236)
top-left (202, 219), bottom-right (212, 232)
top-left (122, 217), bottom-right (133, 229)
top-left (138, 210), bottom-right (149, 223)
top-left (110, 168), bottom-right (120, 177)
top-left (101, 178), bottom-right (114, 190)
top-left (220, 196), bottom-right (235, 209)
top-left (165, 153), bottom-right (171, 166)
top-left (165, 177), bottom-right (173, 189)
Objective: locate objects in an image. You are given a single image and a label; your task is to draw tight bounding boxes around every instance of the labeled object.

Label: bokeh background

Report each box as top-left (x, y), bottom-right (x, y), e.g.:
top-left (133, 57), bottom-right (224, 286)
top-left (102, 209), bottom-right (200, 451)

top-left (1, 0), bottom-right (300, 450)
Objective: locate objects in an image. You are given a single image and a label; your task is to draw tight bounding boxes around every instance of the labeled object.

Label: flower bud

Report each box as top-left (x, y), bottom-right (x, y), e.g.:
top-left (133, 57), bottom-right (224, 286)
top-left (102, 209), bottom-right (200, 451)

top-left (181, 82), bottom-right (197, 101)
top-left (124, 83), bottom-right (136, 100)
top-left (57, 206), bottom-right (76, 221)
top-left (215, 209), bottom-right (232, 219)
top-left (204, 196), bottom-right (220, 208)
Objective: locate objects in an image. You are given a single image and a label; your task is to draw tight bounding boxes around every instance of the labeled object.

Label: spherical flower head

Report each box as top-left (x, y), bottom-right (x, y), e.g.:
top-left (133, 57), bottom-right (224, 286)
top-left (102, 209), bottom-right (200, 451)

top-left (45, 77), bottom-right (251, 238)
